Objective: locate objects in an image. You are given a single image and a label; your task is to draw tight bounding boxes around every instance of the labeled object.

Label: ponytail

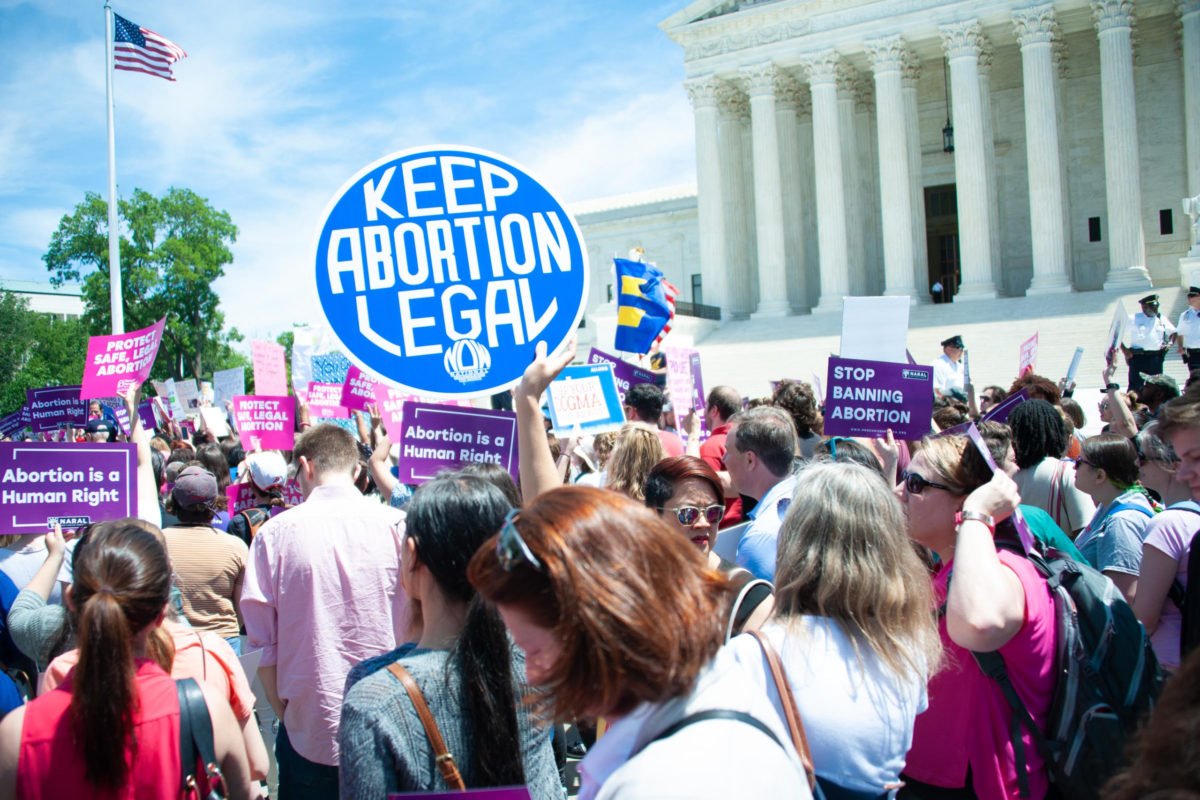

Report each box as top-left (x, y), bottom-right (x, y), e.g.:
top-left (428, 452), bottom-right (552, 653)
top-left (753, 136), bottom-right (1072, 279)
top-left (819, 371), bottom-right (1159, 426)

top-left (73, 589), bottom-right (138, 791)
top-left (454, 596), bottom-right (525, 787)
top-left (67, 521), bottom-right (172, 792)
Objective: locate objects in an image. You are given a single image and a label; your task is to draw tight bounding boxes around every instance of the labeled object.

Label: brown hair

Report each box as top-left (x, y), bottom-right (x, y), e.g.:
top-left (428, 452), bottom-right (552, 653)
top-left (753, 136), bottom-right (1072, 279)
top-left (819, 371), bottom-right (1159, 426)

top-left (69, 519), bottom-right (173, 791)
top-left (1008, 373), bottom-right (1062, 406)
top-left (775, 461), bottom-right (941, 680)
top-left (1156, 381), bottom-right (1200, 439)
top-left (1080, 434), bottom-right (1141, 488)
top-left (918, 435), bottom-right (993, 496)
top-left (771, 380), bottom-right (821, 437)
top-left (604, 423), bottom-right (665, 501)
top-left (467, 486), bottom-right (731, 722)
top-left (643, 455), bottom-right (723, 511)
top-left (293, 422), bottom-right (360, 476)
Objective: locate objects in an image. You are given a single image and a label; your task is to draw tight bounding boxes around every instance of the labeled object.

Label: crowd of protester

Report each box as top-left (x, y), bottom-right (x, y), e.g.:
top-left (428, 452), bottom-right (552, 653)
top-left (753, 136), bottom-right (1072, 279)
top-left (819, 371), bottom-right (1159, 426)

top-left (0, 334), bottom-right (1198, 800)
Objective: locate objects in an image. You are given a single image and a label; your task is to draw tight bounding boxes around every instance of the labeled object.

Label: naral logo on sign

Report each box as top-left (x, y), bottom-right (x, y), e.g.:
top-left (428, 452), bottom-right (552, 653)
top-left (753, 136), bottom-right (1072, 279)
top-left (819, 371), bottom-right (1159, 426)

top-left (314, 146), bottom-right (589, 398)
top-left (901, 368), bottom-right (931, 381)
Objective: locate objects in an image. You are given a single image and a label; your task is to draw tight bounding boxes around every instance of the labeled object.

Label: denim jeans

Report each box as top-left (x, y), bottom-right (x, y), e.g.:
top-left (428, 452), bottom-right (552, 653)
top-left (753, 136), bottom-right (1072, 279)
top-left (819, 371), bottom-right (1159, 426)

top-left (224, 635), bottom-right (242, 656)
top-left (275, 723), bottom-right (339, 800)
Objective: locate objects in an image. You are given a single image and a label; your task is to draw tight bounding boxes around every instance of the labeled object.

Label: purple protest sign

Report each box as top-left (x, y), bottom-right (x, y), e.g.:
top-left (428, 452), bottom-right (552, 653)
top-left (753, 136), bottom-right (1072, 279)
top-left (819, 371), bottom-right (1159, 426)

top-left (0, 409), bottom-right (27, 439)
top-left (965, 423), bottom-right (1035, 556)
top-left (0, 442), bottom-right (137, 531)
top-left (231, 396), bottom-right (296, 450)
top-left (587, 348), bottom-right (657, 403)
top-left (80, 317), bottom-right (165, 399)
top-left (137, 400), bottom-right (157, 431)
top-left (26, 386), bottom-right (87, 432)
top-left (304, 382), bottom-right (349, 419)
top-left (688, 351), bottom-right (706, 413)
top-left (396, 401), bottom-right (518, 484)
top-left (97, 397), bottom-right (132, 436)
top-left (981, 389), bottom-right (1030, 424)
top-left (341, 364), bottom-right (381, 412)
top-left (823, 357), bottom-right (934, 441)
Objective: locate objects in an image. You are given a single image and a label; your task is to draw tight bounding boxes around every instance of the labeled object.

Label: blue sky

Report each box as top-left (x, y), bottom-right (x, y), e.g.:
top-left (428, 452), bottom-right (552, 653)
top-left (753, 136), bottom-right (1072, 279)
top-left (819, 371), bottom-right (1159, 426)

top-left (0, 0), bottom-right (697, 341)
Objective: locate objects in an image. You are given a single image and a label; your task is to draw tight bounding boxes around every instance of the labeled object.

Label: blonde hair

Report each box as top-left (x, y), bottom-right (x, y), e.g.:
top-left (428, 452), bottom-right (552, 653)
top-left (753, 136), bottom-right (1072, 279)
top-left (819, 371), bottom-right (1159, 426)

top-left (604, 423), bottom-right (666, 502)
top-left (774, 461), bottom-right (941, 681)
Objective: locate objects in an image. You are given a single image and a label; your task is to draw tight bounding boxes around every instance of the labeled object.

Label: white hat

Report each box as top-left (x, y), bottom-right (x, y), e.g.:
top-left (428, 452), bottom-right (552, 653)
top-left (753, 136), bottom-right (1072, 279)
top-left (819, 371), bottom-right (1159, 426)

top-left (246, 451), bottom-right (288, 492)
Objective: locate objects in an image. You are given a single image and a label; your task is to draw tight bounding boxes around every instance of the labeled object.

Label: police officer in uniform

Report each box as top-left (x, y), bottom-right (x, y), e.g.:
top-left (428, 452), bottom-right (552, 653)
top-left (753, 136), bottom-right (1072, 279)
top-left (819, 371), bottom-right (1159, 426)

top-left (1176, 286), bottom-right (1200, 371)
top-left (1121, 294), bottom-right (1176, 393)
top-left (933, 334), bottom-right (966, 399)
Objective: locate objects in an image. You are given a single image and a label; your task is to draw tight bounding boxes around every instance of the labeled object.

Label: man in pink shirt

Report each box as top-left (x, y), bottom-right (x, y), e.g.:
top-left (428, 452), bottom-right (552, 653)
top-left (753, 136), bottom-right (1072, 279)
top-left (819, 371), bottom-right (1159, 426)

top-left (241, 424), bottom-right (405, 800)
top-left (623, 382), bottom-right (685, 456)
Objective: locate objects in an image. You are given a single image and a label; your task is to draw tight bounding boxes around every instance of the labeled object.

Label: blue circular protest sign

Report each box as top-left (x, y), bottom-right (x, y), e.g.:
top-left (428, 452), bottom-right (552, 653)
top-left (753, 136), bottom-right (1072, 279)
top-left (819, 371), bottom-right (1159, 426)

top-left (314, 145), bottom-right (589, 398)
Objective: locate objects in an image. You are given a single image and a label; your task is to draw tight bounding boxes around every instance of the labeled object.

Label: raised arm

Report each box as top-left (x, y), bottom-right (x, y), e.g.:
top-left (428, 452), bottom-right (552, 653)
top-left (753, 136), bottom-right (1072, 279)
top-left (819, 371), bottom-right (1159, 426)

top-left (682, 409), bottom-right (702, 458)
top-left (516, 338), bottom-right (576, 504)
top-left (1103, 362), bottom-right (1138, 438)
top-left (945, 471), bottom-right (1027, 653)
top-left (124, 385), bottom-right (161, 528)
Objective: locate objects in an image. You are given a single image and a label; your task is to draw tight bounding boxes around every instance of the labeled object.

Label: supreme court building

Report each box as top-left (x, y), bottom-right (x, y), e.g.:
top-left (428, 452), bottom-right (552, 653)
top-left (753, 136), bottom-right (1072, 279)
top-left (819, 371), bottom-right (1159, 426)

top-left (573, 0), bottom-right (1200, 327)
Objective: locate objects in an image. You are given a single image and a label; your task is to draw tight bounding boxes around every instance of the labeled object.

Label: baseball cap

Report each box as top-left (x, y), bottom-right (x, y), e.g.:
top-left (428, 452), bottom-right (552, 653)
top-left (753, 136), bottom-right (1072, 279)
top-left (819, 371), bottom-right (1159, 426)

top-left (85, 418), bottom-right (115, 434)
top-left (246, 451), bottom-right (288, 492)
top-left (172, 466), bottom-right (218, 506)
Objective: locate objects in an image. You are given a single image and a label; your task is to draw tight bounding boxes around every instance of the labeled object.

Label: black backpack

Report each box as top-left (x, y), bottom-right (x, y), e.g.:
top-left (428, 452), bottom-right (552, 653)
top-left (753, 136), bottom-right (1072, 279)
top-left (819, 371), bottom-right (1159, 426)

top-left (971, 544), bottom-right (1163, 800)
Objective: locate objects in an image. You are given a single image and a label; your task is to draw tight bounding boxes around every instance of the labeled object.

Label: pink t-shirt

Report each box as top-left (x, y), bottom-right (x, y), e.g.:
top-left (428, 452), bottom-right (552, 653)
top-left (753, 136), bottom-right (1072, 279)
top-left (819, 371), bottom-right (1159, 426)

top-left (1142, 508), bottom-right (1200, 670)
top-left (656, 429), bottom-right (685, 458)
top-left (906, 550), bottom-right (1057, 800)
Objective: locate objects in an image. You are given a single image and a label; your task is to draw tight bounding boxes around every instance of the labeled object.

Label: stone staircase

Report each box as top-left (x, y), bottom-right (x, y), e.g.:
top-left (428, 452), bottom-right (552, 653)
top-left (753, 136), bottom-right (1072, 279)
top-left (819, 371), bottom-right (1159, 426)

top-left (691, 287), bottom-right (1193, 426)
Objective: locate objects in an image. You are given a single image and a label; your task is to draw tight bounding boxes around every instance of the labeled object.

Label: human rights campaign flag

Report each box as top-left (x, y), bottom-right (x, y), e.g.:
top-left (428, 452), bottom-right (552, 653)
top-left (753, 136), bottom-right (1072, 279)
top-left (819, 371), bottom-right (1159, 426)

top-left (614, 258), bottom-right (674, 354)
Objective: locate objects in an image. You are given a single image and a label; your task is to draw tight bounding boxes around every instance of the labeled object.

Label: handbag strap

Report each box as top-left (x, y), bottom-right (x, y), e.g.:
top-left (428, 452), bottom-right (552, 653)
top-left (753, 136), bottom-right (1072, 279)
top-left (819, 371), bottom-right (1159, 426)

top-left (386, 661), bottom-right (465, 791)
top-left (177, 677), bottom-right (223, 797)
top-left (748, 630), bottom-right (816, 791)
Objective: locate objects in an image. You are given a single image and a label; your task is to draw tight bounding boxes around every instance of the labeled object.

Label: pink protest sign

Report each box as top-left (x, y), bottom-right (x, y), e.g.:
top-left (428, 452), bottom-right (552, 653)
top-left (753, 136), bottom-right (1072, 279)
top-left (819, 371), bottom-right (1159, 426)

top-left (341, 365), bottom-right (380, 411)
top-left (303, 382), bottom-right (349, 419)
top-left (251, 340), bottom-right (288, 396)
top-left (374, 385), bottom-right (420, 440)
top-left (664, 347), bottom-right (704, 415)
top-left (231, 396), bottom-right (295, 450)
top-left (1018, 333), bottom-right (1038, 378)
top-left (226, 481), bottom-right (303, 516)
top-left (80, 318), bottom-right (166, 399)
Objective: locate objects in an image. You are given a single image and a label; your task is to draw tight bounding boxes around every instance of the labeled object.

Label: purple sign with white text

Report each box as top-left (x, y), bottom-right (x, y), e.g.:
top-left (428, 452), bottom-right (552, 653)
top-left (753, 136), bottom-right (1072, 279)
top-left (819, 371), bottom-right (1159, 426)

top-left (0, 409), bottom-right (28, 439)
top-left (396, 401), bottom-right (518, 484)
top-left (587, 348), bottom-right (657, 403)
top-left (389, 788), bottom-right (531, 800)
top-left (981, 389), bottom-right (1030, 425)
top-left (0, 442), bottom-right (137, 531)
top-left (823, 357), bottom-right (934, 441)
top-left (26, 386), bottom-right (87, 432)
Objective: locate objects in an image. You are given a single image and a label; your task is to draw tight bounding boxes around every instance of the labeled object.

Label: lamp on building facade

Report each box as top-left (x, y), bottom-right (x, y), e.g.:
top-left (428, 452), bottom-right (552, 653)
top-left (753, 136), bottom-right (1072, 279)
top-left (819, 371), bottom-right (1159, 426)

top-left (942, 58), bottom-right (954, 153)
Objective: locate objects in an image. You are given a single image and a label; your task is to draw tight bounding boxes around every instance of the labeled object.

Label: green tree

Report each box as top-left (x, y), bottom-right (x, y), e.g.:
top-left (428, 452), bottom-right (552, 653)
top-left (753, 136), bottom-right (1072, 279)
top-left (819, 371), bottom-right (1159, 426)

top-left (44, 187), bottom-right (245, 381)
top-left (0, 291), bottom-right (89, 413)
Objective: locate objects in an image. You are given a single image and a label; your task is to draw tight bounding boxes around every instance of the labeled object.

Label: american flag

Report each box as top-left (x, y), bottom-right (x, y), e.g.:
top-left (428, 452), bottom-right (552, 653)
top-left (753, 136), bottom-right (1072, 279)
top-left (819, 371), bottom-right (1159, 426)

top-left (653, 278), bottom-right (680, 349)
top-left (113, 13), bottom-right (186, 81)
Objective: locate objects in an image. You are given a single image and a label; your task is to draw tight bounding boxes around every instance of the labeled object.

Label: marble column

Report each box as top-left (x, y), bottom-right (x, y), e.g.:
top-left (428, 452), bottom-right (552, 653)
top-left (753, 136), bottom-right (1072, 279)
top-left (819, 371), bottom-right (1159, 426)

top-left (797, 101), bottom-right (822, 310)
top-left (1014, 5), bottom-right (1072, 293)
top-left (1052, 40), bottom-right (1076, 281)
top-left (684, 76), bottom-right (728, 313)
top-left (865, 37), bottom-right (918, 299)
top-left (1092, 0), bottom-right (1151, 289)
top-left (856, 76), bottom-right (883, 295)
top-left (802, 50), bottom-right (851, 311)
top-left (901, 51), bottom-right (930, 301)
top-left (978, 43), bottom-right (1003, 292)
top-left (740, 105), bottom-right (760, 309)
top-left (742, 62), bottom-right (791, 317)
top-left (717, 85), bottom-right (755, 317)
top-left (1182, 1), bottom-right (1200, 207)
top-left (775, 79), bottom-right (809, 311)
top-left (940, 21), bottom-right (998, 299)
top-left (837, 62), bottom-right (866, 295)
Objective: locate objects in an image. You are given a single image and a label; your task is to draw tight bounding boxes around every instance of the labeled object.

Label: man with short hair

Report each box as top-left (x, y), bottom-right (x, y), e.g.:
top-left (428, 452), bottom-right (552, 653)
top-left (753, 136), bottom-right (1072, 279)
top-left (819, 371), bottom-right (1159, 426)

top-left (1177, 286), bottom-right (1200, 370)
top-left (623, 382), bottom-right (684, 457)
top-left (82, 417), bottom-right (116, 443)
top-left (241, 423), bottom-right (405, 800)
top-left (698, 386), bottom-right (742, 473)
top-left (727, 406), bottom-right (798, 581)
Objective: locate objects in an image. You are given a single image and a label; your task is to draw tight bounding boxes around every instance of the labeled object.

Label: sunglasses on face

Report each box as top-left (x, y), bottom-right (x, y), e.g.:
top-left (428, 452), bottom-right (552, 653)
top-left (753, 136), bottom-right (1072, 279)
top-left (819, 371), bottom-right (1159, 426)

top-left (902, 471), bottom-right (953, 495)
top-left (495, 508), bottom-right (543, 572)
top-left (660, 504), bottom-right (725, 526)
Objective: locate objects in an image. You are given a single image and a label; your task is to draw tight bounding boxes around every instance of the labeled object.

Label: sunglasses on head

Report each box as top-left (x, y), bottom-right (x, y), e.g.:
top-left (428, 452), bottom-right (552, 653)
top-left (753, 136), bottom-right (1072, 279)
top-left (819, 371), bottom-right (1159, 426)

top-left (902, 471), bottom-right (953, 495)
top-left (495, 508), bottom-right (543, 573)
top-left (660, 504), bottom-right (725, 526)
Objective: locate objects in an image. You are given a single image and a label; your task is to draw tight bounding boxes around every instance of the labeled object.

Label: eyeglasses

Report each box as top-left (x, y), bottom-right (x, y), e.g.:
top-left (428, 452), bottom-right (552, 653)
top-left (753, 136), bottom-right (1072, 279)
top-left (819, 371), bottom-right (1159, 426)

top-left (660, 504), bottom-right (725, 526)
top-left (1075, 459), bottom-right (1095, 470)
top-left (495, 508), bottom-right (543, 572)
top-left (902, 471), bottom-right (953, 495)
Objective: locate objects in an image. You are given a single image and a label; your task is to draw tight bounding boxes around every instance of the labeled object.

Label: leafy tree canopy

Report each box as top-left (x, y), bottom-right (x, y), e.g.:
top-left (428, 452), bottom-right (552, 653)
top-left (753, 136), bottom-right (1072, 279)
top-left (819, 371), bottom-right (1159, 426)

top-left (0, 291), bottom-right (89, 414)
top-left (44, 187), bottom-right (247, 382)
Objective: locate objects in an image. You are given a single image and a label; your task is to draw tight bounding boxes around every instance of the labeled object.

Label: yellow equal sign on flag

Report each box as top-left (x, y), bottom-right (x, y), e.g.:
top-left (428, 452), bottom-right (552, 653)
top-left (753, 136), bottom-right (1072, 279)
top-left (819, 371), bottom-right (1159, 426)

top-left (620, 275), bottom-right (646, 296)
top-left (617, 306), bottom-right (646, 327)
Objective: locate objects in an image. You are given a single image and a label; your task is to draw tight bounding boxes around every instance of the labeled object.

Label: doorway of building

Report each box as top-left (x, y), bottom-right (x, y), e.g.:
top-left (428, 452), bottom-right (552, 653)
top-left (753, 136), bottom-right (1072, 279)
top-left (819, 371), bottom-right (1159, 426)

top-left (925, 184), bottom-right (960, 303)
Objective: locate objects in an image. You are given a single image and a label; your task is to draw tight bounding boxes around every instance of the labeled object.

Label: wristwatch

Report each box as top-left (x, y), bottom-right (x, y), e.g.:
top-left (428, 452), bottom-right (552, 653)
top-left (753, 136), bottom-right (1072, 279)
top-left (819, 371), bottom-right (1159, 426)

top-left (955, 509), bottom-right (995, 533)
top-left (1106, 383), bottom-right (1120, 391)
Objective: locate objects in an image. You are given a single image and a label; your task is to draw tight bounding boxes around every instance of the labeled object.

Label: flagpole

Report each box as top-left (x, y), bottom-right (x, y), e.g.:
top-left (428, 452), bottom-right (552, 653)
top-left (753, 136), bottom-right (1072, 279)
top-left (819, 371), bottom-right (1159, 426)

top-left (104, 0), bottom-right (124, 334)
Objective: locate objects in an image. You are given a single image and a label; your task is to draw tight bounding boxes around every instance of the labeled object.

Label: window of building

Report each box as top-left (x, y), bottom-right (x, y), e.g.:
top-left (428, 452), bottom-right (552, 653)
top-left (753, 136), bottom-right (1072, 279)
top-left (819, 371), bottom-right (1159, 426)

top-left (691, 274), bottom-right (702, 305)
top-left (1088, 217), bottom-right (1102, 242)
top-left (1160, 209), bottom-right (1173, 236)
top-left (606, 283), bottom-right (613, 303)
